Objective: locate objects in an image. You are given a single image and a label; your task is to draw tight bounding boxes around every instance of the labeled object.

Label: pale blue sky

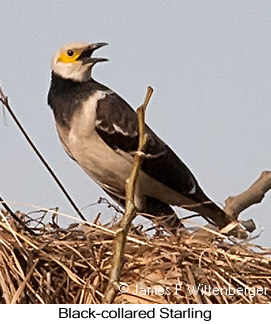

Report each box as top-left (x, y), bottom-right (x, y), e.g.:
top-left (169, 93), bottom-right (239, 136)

top-left (1, 0), bottom-right (271, 245)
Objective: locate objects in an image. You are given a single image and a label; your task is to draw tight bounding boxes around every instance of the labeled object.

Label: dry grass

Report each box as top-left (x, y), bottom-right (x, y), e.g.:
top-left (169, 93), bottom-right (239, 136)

top-left (0, 208), bottom-right (270, 304)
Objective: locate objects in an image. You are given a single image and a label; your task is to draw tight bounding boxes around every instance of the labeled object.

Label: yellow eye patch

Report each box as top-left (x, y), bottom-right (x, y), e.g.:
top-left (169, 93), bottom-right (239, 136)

top-left (57, 50), bottom-right (81, 63)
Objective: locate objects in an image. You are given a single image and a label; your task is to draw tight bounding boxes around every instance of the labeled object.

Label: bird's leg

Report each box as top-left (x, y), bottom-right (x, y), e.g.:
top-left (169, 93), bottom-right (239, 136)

top-left (141, 197), bottom-right (185, 235)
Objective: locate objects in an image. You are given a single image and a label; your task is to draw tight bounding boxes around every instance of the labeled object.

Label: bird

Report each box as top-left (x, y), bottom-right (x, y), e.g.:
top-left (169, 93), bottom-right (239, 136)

top-left (48, 41), bottom-right (231, 233)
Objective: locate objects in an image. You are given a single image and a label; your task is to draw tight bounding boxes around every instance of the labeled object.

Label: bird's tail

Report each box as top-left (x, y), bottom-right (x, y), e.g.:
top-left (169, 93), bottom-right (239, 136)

top-left (180, 198), bottom-right (232, 228)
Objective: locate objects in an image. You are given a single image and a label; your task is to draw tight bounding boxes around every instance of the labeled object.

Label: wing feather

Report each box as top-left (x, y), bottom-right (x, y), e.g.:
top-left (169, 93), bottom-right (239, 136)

top-left (95, 92), bottom-right (198, 196)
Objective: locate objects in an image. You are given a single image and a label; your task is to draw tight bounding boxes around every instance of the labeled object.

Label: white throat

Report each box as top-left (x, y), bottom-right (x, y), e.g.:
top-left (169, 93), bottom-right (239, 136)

top-left (52, 61), bottom-right (93, 82)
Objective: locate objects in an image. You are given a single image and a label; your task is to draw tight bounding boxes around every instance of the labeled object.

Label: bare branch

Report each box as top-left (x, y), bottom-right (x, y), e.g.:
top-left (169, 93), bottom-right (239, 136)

top-left (103, 86), bottom-right (153, 304)
top-left (224, 171), bottom-right (271, 229)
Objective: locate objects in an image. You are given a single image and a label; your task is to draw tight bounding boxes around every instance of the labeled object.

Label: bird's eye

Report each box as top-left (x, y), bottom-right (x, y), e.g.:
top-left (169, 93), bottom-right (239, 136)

top-left (67, 50), bottom-right (74, 57)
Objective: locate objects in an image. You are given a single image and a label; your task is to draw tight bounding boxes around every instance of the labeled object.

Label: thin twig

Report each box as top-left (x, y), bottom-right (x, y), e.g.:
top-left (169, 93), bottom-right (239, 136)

top-left (0, 87), bottom-right (86, 222)
top-left (103, 86), bottom-right (153, 303)
top-left (0, 195), bottom-right (36, 236)
top-left (1, 200), bottom-right (148, 246)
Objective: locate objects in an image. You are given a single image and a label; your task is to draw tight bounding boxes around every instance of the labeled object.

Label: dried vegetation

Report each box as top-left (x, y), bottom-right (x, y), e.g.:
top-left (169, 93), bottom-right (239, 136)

top-left (0, 208), bottom-right (270, 304)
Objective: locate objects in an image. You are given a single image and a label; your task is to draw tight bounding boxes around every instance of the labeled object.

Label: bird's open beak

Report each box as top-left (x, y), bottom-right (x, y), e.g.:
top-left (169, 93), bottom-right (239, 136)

top-left (78, 42), bottom-right (108, 65)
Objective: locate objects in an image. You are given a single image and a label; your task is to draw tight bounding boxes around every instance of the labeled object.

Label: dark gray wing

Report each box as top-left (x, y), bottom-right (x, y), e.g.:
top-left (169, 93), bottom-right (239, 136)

top-left (95, 92), bottom-right (201, 197)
